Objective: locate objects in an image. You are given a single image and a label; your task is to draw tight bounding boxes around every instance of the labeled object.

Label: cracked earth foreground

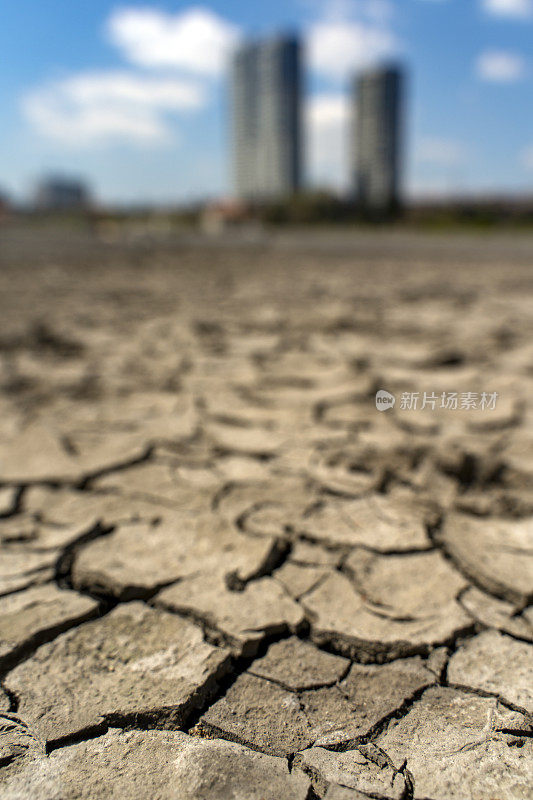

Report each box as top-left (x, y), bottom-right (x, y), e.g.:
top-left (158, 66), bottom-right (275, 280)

top-left (0, 227), bottom-right (532, 800)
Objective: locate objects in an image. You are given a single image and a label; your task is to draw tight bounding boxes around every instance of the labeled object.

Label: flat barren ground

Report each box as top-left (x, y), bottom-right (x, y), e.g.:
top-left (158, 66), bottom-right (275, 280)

top-left (0, 225), bottom-right (532, 799)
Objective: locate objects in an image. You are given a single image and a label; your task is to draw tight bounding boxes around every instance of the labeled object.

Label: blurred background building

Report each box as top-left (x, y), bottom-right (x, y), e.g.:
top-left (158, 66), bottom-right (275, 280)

top-left (35, 176), bottom-right (90, 211)
top-left (230, 31), bottom-right (405, 216)
top-left (231, 33), bottom-right (302, 201)
top-left (0, 188), bottom-right (11, 222)
top-left (352, 65), bottom-right (404, 214)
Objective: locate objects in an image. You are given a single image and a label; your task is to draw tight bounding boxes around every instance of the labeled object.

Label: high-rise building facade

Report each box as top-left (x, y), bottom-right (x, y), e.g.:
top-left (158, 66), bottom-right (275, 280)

top-left (231, 35), bottom-right (302, 201)
top-left (352, 65), bottom-right (404, 213)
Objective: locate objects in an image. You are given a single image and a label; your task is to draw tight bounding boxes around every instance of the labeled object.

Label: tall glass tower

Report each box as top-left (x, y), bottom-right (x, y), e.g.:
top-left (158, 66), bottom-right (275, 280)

top-left (352, 65), bottom-right (404, 213)
top-left (231, 34), bottom-right (302, 201)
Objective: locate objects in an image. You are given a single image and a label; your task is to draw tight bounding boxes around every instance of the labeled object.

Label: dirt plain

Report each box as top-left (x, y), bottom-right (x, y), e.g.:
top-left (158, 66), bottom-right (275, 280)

top-left (0, 224), bottom-right (532, 799)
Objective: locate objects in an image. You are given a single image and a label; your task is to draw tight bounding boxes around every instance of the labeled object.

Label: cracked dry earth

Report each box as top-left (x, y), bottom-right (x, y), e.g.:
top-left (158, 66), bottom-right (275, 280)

top-left (0, 228), bottom-right (532, 800)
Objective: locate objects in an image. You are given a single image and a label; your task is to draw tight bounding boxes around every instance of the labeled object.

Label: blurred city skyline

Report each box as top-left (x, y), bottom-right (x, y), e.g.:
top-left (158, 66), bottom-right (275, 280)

top-left (1, 0), bottom-right (532, 205)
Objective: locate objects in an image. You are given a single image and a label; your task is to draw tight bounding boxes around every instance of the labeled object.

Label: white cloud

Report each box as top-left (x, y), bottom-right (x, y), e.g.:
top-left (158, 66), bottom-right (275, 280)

top-left (482, 0), bottom-right (533, 19)
top-left (106, 6), bottom-right (240, 75)
top-left (21, 6), bottom-right (240, 148)
top-left (306, 1), bottom-right (399, 80)
top-left (476, 50), bottom-right (526, 81)
top-left (522, 145), bottom-right (533, 170)
top-left (307, 22), bottom-right (398, 78)
top-left (58, 72), bottom-right (204, 108)
top-left (306, 93), bottom-right (350, 189)
top-left (22, 72), bottom-right (205, 145)
top-left (417, 138), bottom-right (467, 166)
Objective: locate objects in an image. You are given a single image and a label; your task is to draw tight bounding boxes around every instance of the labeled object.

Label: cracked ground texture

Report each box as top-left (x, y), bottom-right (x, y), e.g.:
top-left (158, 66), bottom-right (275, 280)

top-left (0, 226), bottom-right (532, 800)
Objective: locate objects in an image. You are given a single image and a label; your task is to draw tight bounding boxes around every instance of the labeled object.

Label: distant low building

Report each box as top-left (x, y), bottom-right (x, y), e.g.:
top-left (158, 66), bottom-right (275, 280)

top-left (351, 65), bottom-right (405, 214)
top-left (231, 33), bottom-right (302, 201)
top-left (0, 189), bottom-right (10, 219)
top-left (35, 177), bottom-right (90, 211)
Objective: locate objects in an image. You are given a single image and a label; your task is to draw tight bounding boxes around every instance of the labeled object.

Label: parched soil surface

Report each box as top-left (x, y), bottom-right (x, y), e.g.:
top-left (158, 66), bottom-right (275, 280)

top-left (0, 225), bottom-right (532, 799)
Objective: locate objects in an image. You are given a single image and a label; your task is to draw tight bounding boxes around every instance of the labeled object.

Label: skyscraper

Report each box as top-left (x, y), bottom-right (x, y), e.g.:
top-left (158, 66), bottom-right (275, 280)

top-left (352, 65), bottom-right (404, 213)
top-left (231, 34), bottom-right (302, 201)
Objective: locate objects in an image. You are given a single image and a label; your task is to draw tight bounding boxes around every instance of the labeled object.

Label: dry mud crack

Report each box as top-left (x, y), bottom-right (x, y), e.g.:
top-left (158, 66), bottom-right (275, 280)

top-left (0, 228), bottom-right (532, 799)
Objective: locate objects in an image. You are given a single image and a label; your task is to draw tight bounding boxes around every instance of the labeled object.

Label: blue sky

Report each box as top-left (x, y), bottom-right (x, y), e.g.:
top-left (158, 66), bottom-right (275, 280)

top-left (0, 0), bottom-right (532, 204)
